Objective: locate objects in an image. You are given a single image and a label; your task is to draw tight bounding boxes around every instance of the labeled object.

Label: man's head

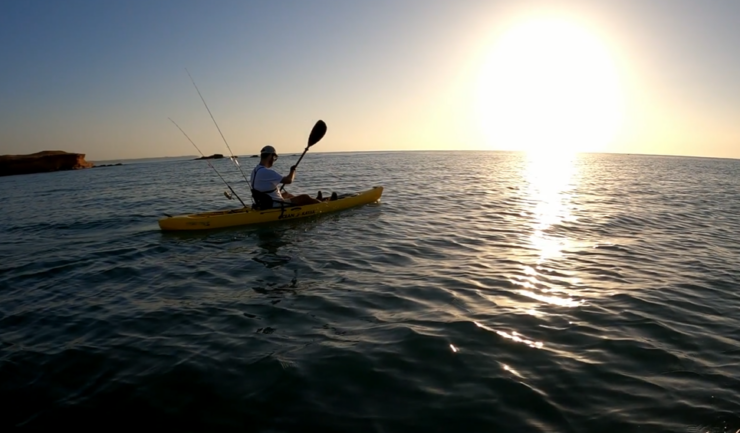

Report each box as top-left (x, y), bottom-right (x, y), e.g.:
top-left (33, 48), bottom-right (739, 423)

top-left (260, 145), bottom-right (278, 166)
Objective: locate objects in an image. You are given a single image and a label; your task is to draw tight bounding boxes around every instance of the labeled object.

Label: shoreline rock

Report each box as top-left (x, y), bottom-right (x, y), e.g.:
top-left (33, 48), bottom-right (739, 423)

top-left (0, 151), bottom-right (94, 177)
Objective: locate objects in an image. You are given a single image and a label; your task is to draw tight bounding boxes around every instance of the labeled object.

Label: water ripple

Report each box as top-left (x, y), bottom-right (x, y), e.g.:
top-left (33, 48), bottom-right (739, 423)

top-left (1, 152), bottom-right (740, 431)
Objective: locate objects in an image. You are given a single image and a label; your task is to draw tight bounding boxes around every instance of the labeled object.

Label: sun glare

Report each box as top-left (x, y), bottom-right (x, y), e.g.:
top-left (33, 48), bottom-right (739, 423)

top-left (477, 15), bottom-right (623, 154)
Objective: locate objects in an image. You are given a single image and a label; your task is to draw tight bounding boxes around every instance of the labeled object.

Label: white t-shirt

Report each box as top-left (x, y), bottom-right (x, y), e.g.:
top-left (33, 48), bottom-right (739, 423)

top-left (251, 164), bottom-right (287, 204)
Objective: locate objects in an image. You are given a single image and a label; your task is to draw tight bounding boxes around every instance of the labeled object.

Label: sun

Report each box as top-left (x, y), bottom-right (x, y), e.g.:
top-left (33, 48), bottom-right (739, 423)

top-left (477, 15), bottom-right (623, 155)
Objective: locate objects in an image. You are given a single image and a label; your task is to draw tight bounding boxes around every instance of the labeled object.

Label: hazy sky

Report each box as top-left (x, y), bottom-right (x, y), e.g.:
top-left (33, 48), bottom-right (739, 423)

top-left (1, 0), bottom-right (739, 160)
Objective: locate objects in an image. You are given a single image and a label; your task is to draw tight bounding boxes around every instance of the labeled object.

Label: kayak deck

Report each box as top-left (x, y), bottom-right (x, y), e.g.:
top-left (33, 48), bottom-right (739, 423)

top-left (159, 186), bottom-right (383, 231)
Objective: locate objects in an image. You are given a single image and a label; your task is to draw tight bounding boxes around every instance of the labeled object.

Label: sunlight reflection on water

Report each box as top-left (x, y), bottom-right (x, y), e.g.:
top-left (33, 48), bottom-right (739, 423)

top-left (475, 321), bottom-right (544, 349)
top-left (513, 152), bottom-right (584, 313)
top-left (524, 151), bottom-right (577, 261)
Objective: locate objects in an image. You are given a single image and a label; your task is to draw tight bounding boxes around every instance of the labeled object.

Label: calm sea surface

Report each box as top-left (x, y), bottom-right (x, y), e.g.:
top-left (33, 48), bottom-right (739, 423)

top-left (1, 151), bottom-right (739, 432)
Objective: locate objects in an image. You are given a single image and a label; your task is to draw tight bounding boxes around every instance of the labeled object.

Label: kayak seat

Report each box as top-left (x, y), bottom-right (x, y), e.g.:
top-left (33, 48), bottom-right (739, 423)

top-left (251, 189), bottom-right (288, 210)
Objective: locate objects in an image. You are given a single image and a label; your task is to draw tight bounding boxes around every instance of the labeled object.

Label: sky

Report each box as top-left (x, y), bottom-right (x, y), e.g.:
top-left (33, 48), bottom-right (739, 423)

top-left (1, 0), bottom-right (739, 161)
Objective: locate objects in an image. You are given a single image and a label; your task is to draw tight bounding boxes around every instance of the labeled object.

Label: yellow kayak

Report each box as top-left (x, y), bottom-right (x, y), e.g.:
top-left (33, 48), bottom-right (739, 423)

top-left (159, 186), bottom-right (383, 231)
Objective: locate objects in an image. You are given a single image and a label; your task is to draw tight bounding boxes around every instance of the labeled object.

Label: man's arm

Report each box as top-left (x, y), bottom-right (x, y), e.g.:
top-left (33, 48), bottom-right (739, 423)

top-left (281, 166), bottom-right (297, 184)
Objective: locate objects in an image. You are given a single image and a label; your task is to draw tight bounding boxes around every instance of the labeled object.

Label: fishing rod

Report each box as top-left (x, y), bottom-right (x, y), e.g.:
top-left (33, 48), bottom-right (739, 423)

top-left (185, 69), bottom-right (252, 189)
top-left (168, 118), bottom-right (248, 208)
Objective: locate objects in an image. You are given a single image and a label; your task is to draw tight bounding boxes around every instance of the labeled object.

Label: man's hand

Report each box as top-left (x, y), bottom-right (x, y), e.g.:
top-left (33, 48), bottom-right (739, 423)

top-left (281, 166), bottom-right (297, 185)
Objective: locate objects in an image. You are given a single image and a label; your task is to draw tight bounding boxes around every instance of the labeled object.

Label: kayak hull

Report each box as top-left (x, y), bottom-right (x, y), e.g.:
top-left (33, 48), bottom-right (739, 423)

top-left (158, 186), bottom-right (383, 231)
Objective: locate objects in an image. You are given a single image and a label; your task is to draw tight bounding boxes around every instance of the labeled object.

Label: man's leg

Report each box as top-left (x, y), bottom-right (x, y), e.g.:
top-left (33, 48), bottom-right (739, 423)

top-left (288, 194), bottom-right (321, 206)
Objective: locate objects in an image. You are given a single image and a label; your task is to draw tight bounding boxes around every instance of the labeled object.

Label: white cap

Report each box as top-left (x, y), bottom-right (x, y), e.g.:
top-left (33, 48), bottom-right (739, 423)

top-left (260, 145), bottom-right (277, 155)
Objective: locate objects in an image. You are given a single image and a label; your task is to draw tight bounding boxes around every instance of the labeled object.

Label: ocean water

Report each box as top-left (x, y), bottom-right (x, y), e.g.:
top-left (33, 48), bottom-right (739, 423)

top-left (1, 151), bottom-right (739, 432)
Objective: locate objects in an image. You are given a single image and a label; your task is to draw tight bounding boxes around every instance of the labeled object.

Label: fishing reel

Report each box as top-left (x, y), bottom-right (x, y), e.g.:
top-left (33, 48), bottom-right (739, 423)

top-left (224, 191), bottom-right (233, 200)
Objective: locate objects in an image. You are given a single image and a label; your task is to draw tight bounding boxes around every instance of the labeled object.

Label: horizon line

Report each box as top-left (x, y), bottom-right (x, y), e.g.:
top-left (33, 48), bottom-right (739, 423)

top-left (88, 149), bottom-right (740, 163)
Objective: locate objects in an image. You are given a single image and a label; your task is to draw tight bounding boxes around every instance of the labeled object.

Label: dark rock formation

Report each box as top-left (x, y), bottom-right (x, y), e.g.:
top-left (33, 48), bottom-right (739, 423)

top-left (0, 151), bottom-right (94, 177)
top-left (195, 154), bottom-right (225, 160)
top-left (93, 163), bottom-right (124, 168)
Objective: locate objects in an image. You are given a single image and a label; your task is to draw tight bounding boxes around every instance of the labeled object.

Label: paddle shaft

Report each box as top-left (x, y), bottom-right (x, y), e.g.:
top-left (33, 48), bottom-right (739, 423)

top-left (279, 147), bottom-right (310, 193)
top-left (293, 146), bottom-right (310, 170)
top-left (280, 120), bottom-right (327, 192)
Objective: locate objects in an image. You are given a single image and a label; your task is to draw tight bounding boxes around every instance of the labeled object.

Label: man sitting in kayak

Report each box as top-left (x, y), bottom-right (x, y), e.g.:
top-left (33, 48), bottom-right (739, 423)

top-left (250, 145), bottom-right (334, 208)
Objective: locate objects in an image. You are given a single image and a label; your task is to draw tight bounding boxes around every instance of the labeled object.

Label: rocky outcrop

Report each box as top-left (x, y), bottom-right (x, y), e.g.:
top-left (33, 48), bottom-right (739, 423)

top-left (0, 151), bottom-right (94, 177)
top-left (194, 154), bottom-right (226, 160)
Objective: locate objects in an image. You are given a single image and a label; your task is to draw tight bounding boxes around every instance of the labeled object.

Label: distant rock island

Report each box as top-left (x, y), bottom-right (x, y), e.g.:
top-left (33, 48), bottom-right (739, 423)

top-left (195, 154), bottom-right (228, 160)
top-left (0, 151), bottom-right (94, 177)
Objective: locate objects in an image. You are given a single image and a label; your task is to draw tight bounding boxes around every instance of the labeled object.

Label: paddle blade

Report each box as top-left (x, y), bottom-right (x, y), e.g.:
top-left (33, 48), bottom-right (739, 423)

top-left (307, 120), bottom-right (327, 147)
